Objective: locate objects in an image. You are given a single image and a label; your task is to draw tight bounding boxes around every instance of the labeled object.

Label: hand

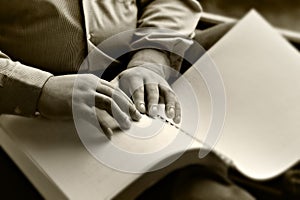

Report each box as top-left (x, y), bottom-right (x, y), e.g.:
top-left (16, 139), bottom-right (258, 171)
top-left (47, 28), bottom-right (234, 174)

top-left (37, 74), bottom-right (141, 138)
top-left (114, 66), bottom-right (181, 123)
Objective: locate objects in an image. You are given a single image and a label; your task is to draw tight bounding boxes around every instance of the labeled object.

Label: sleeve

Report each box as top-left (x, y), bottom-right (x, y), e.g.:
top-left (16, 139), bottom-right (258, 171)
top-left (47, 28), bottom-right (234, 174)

top-left (136, 0), bottom-right (202, 36)
top-left (127, 0), bottom-right (202, 78)
top-left (0, 51), bottom-right (53, 116)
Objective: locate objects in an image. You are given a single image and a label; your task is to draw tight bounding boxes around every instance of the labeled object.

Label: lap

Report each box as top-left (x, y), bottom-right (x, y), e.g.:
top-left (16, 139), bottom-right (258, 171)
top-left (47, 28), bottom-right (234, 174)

top-left (136, 151), bottom-right (255, 200)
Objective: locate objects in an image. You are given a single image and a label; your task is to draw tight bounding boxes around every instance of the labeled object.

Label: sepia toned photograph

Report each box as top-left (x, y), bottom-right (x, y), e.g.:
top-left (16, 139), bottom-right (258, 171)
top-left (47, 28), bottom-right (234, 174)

top-left (0, 0), bottom-right (299, 199)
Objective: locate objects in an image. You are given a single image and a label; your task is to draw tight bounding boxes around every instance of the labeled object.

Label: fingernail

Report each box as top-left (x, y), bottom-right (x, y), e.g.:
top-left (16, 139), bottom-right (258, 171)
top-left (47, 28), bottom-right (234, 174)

top-left (174, 115), bottom-right (181, 124)
top-left (139, 103), bottom-right (146, 113)
top-left (135, 110), bottom-right (142, 120)
top-left (149, 105), bottom-right (158, 117)
top-left (167, 107), bottom-right (175, 118)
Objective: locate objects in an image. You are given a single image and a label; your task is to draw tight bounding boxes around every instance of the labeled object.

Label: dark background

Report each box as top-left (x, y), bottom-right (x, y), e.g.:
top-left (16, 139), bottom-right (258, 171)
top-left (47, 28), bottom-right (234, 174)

top-left (200, 0), bottom-right (300, 32)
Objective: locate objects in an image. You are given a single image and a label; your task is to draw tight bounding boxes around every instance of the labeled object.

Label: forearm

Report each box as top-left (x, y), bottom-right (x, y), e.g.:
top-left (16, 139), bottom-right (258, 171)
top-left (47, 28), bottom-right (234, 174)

top-left (129, 0), bottom-right (202, 77)
top-left (137, 0), bottom-right (202, 36)
top-left (0, 52), bottom-right (53, 116)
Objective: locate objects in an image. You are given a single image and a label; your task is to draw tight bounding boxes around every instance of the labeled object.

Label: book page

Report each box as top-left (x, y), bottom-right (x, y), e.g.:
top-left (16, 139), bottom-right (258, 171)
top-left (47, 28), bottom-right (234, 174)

top-left (1, 10), bottom-right (300, 200)
top-left (205, 10), bottom-right (300, 180)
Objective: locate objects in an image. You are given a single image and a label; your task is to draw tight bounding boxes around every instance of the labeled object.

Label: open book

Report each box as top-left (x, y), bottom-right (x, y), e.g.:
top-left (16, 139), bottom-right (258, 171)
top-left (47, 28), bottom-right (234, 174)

top-left (1, 10), bottom-right (300, 200)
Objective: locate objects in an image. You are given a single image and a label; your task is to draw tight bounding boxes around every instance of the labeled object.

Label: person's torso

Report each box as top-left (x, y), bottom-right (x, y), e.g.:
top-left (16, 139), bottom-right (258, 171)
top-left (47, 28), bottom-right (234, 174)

top-left (0, 0), bottom-right (138, 74)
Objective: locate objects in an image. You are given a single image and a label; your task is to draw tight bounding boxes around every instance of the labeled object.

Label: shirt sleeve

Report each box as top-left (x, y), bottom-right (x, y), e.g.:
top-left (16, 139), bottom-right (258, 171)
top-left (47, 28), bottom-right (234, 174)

top-left (0, 51), bottom-right (53, 116)
top-left (127, 0), bottom-right (202, 77)
top-left (137, 0), bottom-right (202, 36)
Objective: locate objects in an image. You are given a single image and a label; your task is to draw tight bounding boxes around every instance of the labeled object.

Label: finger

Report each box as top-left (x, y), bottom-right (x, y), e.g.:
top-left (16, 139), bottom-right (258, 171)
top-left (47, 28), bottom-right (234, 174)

top-left (95, 109), bottom-right (113, 139)
top-left (174, 101), bottom-right (181, 124)
top-left (96, 84), bottom-right (141, 121)
top-left (97, 80), bottom-right (133, 105)
top-left (95, 93), bottom-right (131, 130)
top-left (99, 79), bottom-right (119, 89)
top-left (145, 83), bottom-right (159, 117)
top-left (132, 86), bottom-right (146, 114)
top-left (112, 92), bottom-right (142, 121)
top-left (96, 82), bottom-right (114, 97)
top-left (125, 77), bottom-right (146, 114)
top-left (161, 86), bottom-right (176, 119)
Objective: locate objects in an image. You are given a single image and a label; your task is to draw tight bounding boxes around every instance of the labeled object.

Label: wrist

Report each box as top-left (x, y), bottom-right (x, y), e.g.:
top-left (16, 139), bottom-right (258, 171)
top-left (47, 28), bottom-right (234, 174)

top-left (131, 63), bottom-right (168, 79)
top-left (37, 75), bottom-right (54, 114)
top-left (127, 49), bottom-right (171, 79)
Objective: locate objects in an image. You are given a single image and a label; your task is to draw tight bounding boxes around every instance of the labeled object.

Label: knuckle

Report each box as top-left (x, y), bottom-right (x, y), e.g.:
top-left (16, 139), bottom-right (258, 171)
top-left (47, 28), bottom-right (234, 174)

top-left (148, 88), bottom-right (158, 93)
top-left (77, 74), bottom-right (99, 90)
top-left (148, 93), bottom-right (159, 100)
top-left (147, 87), bottom-right (159, 95)
top-left (166, 103), bottom-right (175, 108)
top-left (134, 87), bottom-right (144, 95)
top-left (133, 89), bottom-right (144, 99)
top-left (137, 85), bottom-right (145, 91)
top-left (148, 98), bottom-right (158, 104)
top-left (84, 74), bottom-right (99, 82)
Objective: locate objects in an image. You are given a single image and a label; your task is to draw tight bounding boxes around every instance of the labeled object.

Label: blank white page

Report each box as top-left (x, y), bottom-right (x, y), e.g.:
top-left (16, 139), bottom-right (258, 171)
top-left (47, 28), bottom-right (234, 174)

top-left (202, 10), bottom-right (300, 180)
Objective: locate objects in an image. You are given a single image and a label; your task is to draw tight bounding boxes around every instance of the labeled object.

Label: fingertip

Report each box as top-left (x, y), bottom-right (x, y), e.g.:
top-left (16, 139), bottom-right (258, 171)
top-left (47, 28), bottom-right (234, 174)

top-left (149, 104), bottom-right (158, 117)
top-left (174, 115), bottom-right (181, 124)
top-left (166, 106), bottom-right (175, 119)
top-left (174, 102), bottom-right (181, 124)
top-left (137, 102), bottom-right (146, 113)
top-left (134, 110), bottom-right (142, 121)
top-left (129, 105), bottom-right (142, 121)
top-left (120, 116), bottom-right (132, 130)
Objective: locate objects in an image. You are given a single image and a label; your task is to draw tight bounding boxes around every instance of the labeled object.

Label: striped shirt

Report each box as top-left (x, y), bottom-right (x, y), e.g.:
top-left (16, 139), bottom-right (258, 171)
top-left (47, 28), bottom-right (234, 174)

top-left (0, 0), bottom-right (202, 116)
